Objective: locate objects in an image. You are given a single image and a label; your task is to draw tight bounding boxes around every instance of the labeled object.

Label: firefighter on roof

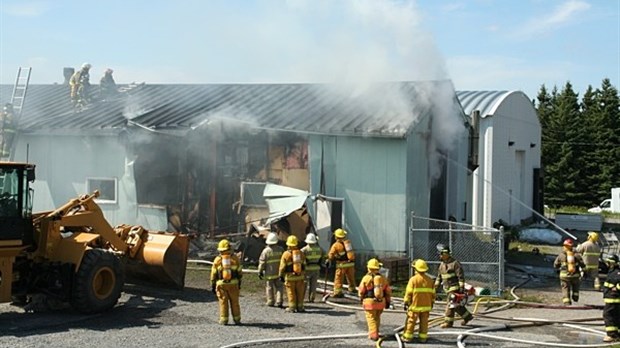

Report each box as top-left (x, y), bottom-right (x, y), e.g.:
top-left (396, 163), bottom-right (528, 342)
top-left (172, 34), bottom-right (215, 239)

top-left (258, 232), bottom-right (284, 307)
top-left (70, 63), bottom-right (92, 107)
top-left (210, 239), bottom-right (242, 325)
top-left (326, 228), bottom-right (357, 297)
top-left (358, 258), bottom-right (392, 341)
top-left (553, 238), bottom-right (586, 305)
top-left (0, 103), bottom-right (16, 157)
top-left (401, 259), bottom-right (436, 343)
top-left (279, 235), bottom-right (307, 312)
top-left (435, 244), bottom-right (473, 328)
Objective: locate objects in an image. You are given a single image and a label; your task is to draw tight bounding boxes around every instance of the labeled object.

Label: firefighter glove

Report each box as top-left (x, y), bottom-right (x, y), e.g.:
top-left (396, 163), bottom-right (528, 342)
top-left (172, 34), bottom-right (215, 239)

top-left (258, 270), bottom-right (264, 280)
top-left (279, 276), bottom-right (285, 283)
top-left (324, 260), bottom-right (332, 269)
top-left (403, 302), bottom-right (410, 311)
top-left (238, 279), bottom-right (241, 289)
top-left (211, 282), bottom-right (216, 294)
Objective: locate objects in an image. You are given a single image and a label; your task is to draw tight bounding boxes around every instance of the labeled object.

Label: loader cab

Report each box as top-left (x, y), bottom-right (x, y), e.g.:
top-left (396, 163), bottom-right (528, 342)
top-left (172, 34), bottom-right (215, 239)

top-left (0, 163), bottom-right (35, 244)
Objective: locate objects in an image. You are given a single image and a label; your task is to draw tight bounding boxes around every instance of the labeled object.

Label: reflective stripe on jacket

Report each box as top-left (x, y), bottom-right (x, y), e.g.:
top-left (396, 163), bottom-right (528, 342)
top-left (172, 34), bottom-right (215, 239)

top-left (603, 267), bottom-right (620, 301)
top-left (258, 245), bottom-right (283, 280)
top-left (210, 253), bottom-right (242, 286)
top-left (279, 248), bottom-right (306, 281)
top-left (435, 257), bottom-right (465, 293)
top-left (553, 250), bottom-right (585, 279)
top-left (404, 272), bottom-right (436, 312)
top-left (576, 241), bottom-right (600, 270)
top-left (358, 273), bottom-right (392, 310)
top-left (301, 244), bottom-right (323, 272)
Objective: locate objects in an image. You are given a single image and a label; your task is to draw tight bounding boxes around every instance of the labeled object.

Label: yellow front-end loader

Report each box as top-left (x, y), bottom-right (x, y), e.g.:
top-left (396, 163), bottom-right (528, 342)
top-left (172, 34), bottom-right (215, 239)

top-left (0, 162), bottom-right (189, 313)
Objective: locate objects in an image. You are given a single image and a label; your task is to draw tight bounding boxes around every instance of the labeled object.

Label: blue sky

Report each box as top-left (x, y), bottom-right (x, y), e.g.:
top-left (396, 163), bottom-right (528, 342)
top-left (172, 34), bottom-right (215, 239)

top-left (0, 0), bottom-right (618, 100)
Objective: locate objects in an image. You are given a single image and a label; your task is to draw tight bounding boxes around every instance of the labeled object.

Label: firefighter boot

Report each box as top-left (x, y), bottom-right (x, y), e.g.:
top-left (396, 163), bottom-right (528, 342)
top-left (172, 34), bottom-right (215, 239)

top-left (440, 322), bottom-right (453, 329)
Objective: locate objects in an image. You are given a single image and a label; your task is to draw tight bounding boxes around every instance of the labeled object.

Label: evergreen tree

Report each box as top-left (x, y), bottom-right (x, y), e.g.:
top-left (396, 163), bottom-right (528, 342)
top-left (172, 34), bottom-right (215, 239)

top-left (592, 78), bottom-right (620, 199)
top-left (579, 85), bottom-right (600, 205)
top-left (548, 82), bottom-right (583, 206)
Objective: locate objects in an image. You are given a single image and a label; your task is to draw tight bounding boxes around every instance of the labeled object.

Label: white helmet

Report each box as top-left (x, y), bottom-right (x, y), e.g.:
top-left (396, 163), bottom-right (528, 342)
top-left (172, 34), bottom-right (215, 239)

top-left (81, 62), bottom-right (92, 70)
top-left (304, 233), bottom-right (318, 244)
top-left (265, 232), bottom-right (278, 245)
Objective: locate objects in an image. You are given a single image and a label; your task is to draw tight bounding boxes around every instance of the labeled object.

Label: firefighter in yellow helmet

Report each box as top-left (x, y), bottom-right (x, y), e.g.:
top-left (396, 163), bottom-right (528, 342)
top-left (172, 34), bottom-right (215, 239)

top-left (279, 235), bottom-right (307, 312)
top-left (358, 258), bottom-right (392, 341)
top-left (210, 239), bottom-right (242, 325)
top-left (435, 244), bottom-right (473, 328)
top-left (401, 259), bottom-right (436, 343)
top-left (327, 228), bottom-right (357, 297)
top-left (576, 231), bottom-right (601, 291)
top-left (554, 238), bottom-right (586, 305)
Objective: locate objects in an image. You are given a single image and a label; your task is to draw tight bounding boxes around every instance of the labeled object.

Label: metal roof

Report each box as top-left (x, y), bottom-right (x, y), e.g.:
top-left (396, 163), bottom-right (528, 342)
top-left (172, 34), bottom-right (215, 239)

top-left (0, 81), bottom-right (459, 138)
top-left (456, 90), bottom-right (513, 117)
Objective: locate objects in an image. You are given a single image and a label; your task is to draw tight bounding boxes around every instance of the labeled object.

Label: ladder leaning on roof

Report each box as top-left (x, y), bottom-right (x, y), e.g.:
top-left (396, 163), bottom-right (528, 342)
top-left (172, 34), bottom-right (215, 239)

top-left (1, 67), bottom-right (31, 160)
top-left (11, 67), bottom-right (32, 117)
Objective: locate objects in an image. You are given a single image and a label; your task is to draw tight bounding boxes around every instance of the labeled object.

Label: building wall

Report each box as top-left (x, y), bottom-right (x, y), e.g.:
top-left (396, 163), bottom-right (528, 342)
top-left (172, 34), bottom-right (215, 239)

top-left (12, 133), bottom-right (165, 229)
top-left (473, 92), bottom-right (541, 227)
top-left (309, 135), bottom-right (408, 254)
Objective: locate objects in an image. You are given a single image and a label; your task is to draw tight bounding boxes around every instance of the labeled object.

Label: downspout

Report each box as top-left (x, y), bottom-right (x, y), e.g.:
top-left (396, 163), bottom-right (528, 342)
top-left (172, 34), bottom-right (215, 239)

top-left (209, 134), bottom-right (217, 238)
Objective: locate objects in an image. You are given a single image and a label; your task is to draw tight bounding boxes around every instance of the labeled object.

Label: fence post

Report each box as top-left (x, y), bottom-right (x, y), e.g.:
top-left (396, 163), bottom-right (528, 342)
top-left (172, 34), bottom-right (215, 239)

top-left (499, 226), bottom-right (505, 292)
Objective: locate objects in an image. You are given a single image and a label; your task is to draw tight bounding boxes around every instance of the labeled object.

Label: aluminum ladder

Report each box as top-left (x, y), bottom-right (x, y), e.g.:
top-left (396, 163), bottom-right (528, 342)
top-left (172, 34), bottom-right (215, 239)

top-left (10, 67), bottom-right (32, 117)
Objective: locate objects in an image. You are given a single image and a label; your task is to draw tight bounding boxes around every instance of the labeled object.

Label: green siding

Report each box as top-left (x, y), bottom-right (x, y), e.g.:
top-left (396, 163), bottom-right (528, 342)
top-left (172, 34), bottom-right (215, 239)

top-left (310, 135), bottom-right (408, 253)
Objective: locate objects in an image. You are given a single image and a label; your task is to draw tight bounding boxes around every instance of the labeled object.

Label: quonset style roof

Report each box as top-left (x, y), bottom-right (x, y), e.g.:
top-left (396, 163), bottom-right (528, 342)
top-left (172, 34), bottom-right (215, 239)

top-left (0, 80), bottom-right (459, 138)
top-left (456, 90), bottom-right (512, 117)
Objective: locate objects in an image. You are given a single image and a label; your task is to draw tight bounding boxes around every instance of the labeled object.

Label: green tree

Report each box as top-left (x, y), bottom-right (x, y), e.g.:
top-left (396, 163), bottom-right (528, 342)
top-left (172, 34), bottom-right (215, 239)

top-left (592, 78), bottom-right (620, 199)
top-left (579, 85), bottom-right (600, 205)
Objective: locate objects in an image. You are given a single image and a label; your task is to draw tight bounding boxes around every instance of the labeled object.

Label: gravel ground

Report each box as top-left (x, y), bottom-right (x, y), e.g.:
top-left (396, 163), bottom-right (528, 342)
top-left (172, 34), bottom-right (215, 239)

top-left (0, 264), bottom-right (613, 348)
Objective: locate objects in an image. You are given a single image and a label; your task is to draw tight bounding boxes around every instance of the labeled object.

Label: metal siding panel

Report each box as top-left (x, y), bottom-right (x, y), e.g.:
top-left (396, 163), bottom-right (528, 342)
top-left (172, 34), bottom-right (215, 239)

top-left (334, 137), bottom-right (407, 253)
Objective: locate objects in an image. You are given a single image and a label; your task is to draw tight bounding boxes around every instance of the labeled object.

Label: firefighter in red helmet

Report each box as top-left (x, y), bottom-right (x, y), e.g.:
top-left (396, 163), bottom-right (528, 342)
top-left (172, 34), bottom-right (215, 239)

top-left (554, 238), bottom-right (586, 305)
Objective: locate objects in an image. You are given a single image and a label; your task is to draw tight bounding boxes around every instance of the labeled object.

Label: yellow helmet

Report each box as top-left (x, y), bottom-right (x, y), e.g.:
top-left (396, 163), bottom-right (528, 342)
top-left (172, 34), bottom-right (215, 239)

top-left (587, 231), bottom-right (599, 242)
top-left (334, 228), bottom-right (347, 239)
top-left (412, 259), bottom-right (429, 272)
top-left (286, 235), bottom-right (299, 247)
top-left (367, 258), bottom-right (382, 270)
top-left (217, 239), bottom-right (230, 252)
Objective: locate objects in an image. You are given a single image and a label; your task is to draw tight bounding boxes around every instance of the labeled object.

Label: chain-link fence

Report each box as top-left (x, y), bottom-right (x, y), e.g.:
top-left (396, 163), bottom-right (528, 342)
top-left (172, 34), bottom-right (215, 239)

top-left (409, 213), bottom-right (504, 294)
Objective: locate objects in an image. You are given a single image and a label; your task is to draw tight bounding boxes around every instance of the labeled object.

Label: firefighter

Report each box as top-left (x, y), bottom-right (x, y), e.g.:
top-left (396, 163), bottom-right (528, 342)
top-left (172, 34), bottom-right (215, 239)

top-left (258, 232), bottom-right (284, 307)
top-left (279, 235), bottom-right (307, 312)
top-left (326, 228), bottom-right (357, 297)
top-left (553, 238), bottom-right (586, 305)
top-left (99, 68), bottom-right (118, 100)
top-left (434, 244), bottom-right (473, 328)
top-left (301, 233), bottom-right (324, 302)
top-left (69, 63), bottom-right (92, 107)
top-left (0, 103), bottom-right (16, 157)
top-left (401, 259), bottom-right (436, 343)
top-left (602, 254), bottom-right (620, 342)
top-left (210, 239), bottom-right (242, 325)
top-left (576, 231), bottom-right (601, 291)
top-left (358, 258), bottom-right (392, 341)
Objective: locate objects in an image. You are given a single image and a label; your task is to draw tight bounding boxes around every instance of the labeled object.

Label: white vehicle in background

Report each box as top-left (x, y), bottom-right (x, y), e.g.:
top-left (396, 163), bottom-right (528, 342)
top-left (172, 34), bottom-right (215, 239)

top-left (588, 188), bottom-right (620, 213)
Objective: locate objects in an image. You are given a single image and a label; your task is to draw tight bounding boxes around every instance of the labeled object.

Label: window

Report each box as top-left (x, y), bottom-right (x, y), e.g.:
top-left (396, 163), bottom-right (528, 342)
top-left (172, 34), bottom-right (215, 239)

top-left (86, 177), bottom-right (118, 204)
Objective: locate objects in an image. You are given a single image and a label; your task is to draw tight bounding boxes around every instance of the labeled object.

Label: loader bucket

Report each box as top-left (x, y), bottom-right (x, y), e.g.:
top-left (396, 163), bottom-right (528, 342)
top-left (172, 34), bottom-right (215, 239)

top-left (125, 232), bottom-right (190, 289)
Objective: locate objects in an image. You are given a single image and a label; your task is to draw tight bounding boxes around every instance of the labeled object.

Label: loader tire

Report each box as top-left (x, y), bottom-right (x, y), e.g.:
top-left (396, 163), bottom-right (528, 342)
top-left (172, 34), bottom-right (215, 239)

top-left (71, 249), bottom-right (124, 313)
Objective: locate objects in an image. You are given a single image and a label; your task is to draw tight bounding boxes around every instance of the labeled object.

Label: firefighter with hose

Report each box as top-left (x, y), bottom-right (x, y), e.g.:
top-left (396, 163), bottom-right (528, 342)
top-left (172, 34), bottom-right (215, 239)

top-left (434, 243), bottom-right (473, 328)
